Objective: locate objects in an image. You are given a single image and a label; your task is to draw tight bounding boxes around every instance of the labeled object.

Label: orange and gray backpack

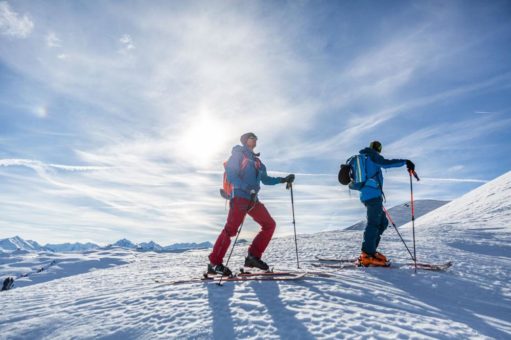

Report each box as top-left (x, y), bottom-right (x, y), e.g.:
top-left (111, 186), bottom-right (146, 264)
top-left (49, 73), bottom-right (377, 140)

top-left (220, 154), bottom-right (261, 200)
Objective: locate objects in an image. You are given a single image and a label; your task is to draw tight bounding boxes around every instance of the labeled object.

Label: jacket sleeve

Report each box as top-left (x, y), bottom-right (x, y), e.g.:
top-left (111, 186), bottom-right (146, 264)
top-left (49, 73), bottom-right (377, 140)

top-left (226, 149), bottom-right (244, 189)
top-left (260, 163), bottom-right (282, 186)
top-left (369, 153), bottom-right (406, 169)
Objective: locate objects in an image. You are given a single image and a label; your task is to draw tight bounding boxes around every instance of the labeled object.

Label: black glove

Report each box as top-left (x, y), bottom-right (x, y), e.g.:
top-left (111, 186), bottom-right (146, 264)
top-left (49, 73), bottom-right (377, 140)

top-left (406, 160), bottom-right (415, 171)
top-left (281, 174), bottom-right (295, 184)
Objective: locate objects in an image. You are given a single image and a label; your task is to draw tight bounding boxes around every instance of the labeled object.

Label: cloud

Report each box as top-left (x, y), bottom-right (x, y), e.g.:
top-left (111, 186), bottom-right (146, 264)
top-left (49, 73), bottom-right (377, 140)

top-left (119, 34), bottom-right (135, 53)
top-left (0, 158), bottom-right (110, 172)
top-left (46, 31), bottom-right (61, 47)
top-left (0, 1), bottom-right (34, 38)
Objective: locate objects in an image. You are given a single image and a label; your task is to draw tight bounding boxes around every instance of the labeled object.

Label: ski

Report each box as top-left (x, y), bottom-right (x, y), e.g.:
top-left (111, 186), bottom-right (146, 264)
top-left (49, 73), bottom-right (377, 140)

top-left (311, 261), bottom-right (452, 271)
top-left (205, 272), bottom-right (306, 283)
top-left (155, 271), bottom-right (306, 285)
top-left (315, 256), bottom-right (358, 263)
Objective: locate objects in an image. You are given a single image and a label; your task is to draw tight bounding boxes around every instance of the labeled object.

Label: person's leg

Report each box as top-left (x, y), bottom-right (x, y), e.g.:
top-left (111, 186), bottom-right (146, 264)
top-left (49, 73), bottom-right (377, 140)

top-left (208, 197), bottom-right (250, 265)
top-left (375, 203), bottom-right (389, 250)
top-left (361, 197), bottom-right (384, 255)
top-left (247, 201), bottom-right (276, 258)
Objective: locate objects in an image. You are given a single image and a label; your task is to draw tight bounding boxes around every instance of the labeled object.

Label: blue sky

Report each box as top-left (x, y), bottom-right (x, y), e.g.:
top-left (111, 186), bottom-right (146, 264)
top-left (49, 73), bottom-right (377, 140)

top-left (0, 0), bottom-right (510, 245)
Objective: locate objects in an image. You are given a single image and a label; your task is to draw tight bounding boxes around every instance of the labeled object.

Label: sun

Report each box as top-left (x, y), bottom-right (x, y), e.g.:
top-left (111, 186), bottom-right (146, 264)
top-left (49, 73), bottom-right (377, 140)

top-left (177, 112), bottom-right (231, 168)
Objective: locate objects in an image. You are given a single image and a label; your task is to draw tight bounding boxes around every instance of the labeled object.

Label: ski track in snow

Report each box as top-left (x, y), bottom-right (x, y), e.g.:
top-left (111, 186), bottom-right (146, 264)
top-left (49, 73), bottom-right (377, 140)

top-left (1, 172), bottom-right (510, 339)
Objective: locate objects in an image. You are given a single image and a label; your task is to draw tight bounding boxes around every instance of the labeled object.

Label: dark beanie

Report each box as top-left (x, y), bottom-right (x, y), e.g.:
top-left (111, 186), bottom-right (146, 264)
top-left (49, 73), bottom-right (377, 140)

top-left (369, 140), bottom-right (382, 153)
top-left (240, 132), bottom-right (257, 145)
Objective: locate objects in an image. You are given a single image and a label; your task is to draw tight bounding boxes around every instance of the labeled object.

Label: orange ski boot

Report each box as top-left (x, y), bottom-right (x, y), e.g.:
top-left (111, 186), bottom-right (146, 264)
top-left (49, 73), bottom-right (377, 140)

top-left (358, 251), bottom-right (389, 267)
top-left (374, 251), bottom-right (387, 262)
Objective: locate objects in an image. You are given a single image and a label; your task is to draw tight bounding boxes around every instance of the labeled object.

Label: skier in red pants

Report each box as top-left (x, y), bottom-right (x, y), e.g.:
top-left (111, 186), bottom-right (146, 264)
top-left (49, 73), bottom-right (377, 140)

top-left (208, 132), bottom-right (294, 276)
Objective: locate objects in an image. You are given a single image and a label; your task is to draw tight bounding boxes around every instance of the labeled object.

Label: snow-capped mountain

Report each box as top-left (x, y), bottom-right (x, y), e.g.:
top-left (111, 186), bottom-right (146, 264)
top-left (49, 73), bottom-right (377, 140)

top-left (136, 241), bottom-right (163, 252)
top-left (0, 236), bottom-right (47, 252)
top-left (25, 240), bottom-right (48, 251)
top-left (0, 236), bottom-right (212, 254)
top-left (409, 171), bottom-right (511, 229)
top-left (1, 171), bottom-right (510, 338)
top-left (163, 241), bottom-right (212, 251)
top-left (111, 238), bottom-right (136, 249)
top-left (345, 199), bottom-right (449, 231)
top-left (45, 242), bottom-right (100, 252)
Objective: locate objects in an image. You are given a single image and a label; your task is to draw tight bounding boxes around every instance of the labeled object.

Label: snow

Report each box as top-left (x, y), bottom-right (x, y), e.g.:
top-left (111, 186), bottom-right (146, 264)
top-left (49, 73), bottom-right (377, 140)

top-left (1, 171), bottom-right (510, 338)
top-left (346, 199), bottom-right (449, 230)
top-left (0, 236), bottom-right (46, 252)
top-left (45, 242), bottom-right (100, 252)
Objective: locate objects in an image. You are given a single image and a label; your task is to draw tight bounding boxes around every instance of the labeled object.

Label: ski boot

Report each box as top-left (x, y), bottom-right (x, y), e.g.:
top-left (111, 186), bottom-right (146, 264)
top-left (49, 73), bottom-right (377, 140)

top-left (244, 253), bottom-right (270, 271)
top-left (1, 277), bottom-right (14, 291)
top-left (374, 251), bottom-right (387, 262)
top-left (207, 263), bottom-right (233, 277)
top-left (358, 251), bottom-right (389, 267)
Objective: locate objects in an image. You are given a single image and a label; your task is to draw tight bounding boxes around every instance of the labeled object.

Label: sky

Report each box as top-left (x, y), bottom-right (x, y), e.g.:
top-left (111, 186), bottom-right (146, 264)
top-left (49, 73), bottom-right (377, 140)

top-left (0, 0), bottom-right (510, 245)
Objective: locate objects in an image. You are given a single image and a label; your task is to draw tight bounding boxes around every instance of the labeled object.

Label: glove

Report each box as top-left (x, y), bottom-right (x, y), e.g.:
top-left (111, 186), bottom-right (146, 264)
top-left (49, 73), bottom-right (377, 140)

top-left (406, 160), bottom-right (415, 171)
top-left (281, 174), bottom-right (295, 184)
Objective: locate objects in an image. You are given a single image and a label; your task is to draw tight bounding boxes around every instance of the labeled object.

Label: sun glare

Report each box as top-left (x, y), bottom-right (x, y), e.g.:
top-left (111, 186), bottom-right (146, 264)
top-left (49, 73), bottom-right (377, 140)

top-left (177, 113), bottom-right (231, 168)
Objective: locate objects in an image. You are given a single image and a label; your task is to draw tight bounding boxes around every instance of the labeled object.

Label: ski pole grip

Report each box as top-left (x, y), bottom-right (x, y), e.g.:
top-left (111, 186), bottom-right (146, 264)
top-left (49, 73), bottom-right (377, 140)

top-left (412, 170), bottom-right (420, 181)
top-left (250, 190), bottom-right (257, 202)
top-left (409, 169), bottom-right (420, 181)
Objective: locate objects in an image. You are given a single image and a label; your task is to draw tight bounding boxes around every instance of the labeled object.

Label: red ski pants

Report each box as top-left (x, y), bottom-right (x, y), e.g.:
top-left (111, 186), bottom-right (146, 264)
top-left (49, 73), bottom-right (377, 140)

top-left (209, 197), bottom-right (276, 265)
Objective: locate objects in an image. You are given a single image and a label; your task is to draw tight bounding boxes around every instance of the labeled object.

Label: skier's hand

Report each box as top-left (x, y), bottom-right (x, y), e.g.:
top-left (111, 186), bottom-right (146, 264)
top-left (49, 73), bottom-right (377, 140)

top-left (281, 174), bottom-right (295, 184)
top-left (406, 160), bottom-right (415, 171)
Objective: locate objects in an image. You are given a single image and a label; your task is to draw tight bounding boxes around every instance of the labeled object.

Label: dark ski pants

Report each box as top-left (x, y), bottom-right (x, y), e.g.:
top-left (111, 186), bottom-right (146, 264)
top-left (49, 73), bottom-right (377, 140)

top-left (361, 197), bottom-right (388, 255)
top-left (209, 197), bottom-right (276, 265)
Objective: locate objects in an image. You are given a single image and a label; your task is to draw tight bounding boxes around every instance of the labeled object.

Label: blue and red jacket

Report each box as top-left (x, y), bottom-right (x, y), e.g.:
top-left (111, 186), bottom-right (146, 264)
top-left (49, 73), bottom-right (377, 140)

top-left (358, 147), bottom-right (406, 202)
top-left (226, 145), bottom-right (282, 200)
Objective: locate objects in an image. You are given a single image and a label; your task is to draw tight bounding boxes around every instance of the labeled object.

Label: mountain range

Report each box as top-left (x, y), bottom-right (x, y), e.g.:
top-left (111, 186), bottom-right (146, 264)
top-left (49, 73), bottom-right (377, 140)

top-left (0, 236), bottom-right (212, 253)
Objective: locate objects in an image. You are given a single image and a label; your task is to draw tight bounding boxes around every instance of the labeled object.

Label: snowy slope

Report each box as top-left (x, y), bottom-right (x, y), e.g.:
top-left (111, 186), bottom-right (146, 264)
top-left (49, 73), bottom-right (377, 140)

top-left (0, 172), bottom-right (510, 338)
top-left (346, 199), bottom-right (449, 230)
top-left (0, 249), bottom-right (135, 289)
top-left (45, 242), bottom-right (100, 252)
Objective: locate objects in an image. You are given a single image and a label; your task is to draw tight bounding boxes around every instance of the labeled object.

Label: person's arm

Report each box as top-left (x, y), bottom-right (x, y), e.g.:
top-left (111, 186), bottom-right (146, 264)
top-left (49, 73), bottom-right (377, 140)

top-left (369, 153), bottom-right (406, 169)
top-left (260, 164), bottom-right (283, 185)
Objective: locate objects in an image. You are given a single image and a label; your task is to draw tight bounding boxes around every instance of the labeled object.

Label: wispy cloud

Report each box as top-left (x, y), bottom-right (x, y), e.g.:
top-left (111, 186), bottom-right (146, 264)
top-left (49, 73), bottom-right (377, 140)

top-left (0, 1), bottom-right (33, 38)
top-left (46, 31), bottom-right (61, 48)
top-left (118, 34), bottom-right (135, 54)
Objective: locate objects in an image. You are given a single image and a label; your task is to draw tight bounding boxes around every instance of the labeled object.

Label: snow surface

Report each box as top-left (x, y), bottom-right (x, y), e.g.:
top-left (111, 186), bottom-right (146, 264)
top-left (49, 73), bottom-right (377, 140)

top-left (346, 199), bottom-right (449, 231)
top-left (1, 171), bottom-right (510, 339)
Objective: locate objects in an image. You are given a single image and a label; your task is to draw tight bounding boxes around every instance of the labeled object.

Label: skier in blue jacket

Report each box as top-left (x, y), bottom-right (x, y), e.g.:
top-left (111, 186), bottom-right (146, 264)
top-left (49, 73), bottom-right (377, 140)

top-left (358, 141), bottom-right (415, 266)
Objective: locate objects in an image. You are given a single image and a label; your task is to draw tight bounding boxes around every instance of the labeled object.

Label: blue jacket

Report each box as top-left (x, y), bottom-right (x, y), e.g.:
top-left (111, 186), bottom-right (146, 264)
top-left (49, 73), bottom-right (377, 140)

top-left (359, 147), bottom-right (406, 202)
top-left (226, 145), bottom-right (283, 200)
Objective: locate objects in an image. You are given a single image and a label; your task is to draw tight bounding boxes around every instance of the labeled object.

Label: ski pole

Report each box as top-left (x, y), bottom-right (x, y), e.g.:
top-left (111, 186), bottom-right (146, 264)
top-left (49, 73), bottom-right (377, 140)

top-left (218, 191), bottom-right (256, 286)
top-left (383, 206), bottom-right (415, 261)
top-left (287, 182), bottom-right (300, 269)
top-left (409, 169), bottom-right (419, 273)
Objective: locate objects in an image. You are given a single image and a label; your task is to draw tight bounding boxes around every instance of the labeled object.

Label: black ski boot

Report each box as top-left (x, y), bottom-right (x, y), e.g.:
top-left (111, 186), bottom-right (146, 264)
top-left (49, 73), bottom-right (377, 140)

top-left (1, 277), bottom-right (14, 291)
top-left (244, 253), bottom-right (269, 271)
top-left (207, 263), bottom-right (233, 277)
